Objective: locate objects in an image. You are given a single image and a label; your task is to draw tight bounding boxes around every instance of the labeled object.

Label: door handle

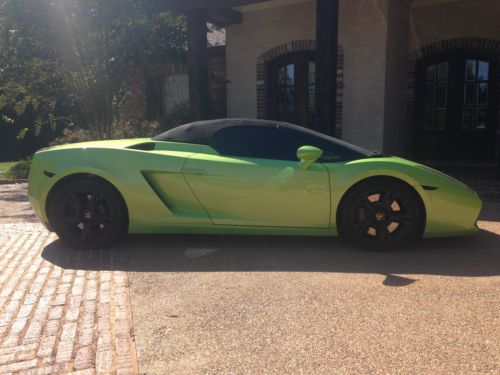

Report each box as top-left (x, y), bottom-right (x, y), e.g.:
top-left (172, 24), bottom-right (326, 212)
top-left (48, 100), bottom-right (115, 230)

top-left (183, 167), bottom-right (207, 175)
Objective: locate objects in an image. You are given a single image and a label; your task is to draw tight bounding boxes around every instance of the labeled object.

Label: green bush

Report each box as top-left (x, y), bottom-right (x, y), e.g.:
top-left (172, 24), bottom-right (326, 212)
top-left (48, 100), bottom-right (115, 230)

top-left (5, 160), bottom-right (32, 180)
top-left (113, 119), bottom-right (160, 139)
top-left (49, 127), bottom-right (95, 146)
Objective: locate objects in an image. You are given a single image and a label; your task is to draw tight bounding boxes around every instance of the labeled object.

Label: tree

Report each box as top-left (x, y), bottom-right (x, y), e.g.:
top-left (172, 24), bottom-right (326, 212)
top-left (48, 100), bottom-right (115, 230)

top-left (0, 0), bottom-right (71, 137)
top-left (0, 0), bottom-right (75, 160)
top-left (0, 0), bottom-right (187, 144)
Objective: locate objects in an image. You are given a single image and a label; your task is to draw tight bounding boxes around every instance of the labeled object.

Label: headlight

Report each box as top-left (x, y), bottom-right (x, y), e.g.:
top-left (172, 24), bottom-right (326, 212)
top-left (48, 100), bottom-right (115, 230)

top-left (416, 164), bottom-right (473, 192)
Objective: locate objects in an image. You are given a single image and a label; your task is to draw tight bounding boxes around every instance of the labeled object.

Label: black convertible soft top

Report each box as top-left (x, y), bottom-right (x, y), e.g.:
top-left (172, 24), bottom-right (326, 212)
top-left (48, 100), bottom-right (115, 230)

top-left (153, 118), bottom-right (375, 157)
top-left (153, 118), bottom-right (281, 145)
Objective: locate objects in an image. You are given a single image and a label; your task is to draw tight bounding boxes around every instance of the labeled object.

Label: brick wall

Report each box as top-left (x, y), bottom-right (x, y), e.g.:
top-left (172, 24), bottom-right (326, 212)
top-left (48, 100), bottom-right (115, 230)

top-left (118, 68), bottom-right (148, 122)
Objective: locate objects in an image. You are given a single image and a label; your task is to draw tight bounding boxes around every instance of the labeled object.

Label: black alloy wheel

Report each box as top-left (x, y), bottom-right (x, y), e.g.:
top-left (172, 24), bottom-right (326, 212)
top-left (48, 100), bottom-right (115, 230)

top-left (339, 179), bottom-right (423, 250)
top-left (48, 178), bottom-right (127, 249)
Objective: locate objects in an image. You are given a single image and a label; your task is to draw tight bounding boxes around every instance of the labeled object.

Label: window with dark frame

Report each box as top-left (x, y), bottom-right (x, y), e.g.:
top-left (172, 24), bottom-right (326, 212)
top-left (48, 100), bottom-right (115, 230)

top-left (269, 52), bottom-right (316, 128)
top-left (417, 50), bottom-right (497, 162)
top-left (422, 58), bottom-right (491, 132)
top-left (463, 59), bottom-right (489, 130)
top-left (276, 64), bottom-right (296, 123)
top-left (424, 61), bottom-right (449, 130)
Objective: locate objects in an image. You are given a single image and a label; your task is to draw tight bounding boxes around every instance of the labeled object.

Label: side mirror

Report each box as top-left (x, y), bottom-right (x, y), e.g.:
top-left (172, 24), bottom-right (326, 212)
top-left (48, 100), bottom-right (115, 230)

top-left (297, 145), bottom-right (323, 170)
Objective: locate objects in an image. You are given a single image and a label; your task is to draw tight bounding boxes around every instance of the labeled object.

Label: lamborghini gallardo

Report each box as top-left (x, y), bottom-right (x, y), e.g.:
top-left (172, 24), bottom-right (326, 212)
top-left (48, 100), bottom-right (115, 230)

top-left (28, 119), bottom-right (482, 250)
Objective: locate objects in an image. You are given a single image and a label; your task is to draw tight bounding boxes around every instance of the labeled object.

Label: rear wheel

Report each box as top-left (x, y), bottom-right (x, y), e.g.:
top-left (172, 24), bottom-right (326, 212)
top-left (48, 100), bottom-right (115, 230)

top-left (47, 178), bottom-right (127, 249)
top-left (338, 178), bottom-right (424, 251)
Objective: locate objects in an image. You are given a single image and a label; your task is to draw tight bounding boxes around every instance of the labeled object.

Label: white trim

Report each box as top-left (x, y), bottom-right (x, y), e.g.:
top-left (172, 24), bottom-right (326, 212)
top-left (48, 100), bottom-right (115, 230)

top-left (410, 0), bottom-right (467, 8)
top-left (235, 0), bottom-right (311, 13)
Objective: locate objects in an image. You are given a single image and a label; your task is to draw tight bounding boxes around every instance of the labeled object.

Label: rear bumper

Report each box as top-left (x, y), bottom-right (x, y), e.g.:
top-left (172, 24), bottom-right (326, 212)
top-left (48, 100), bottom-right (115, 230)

top-left (28, 194), bottom-right (52, 231)
top-left (27, 156), bottom-right (55, 231)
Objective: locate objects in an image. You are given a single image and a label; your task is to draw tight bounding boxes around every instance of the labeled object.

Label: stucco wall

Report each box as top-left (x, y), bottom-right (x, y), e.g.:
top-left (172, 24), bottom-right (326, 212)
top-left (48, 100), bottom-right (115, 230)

top-left (226, 0), bottom-right (392, 151)
top-left (409, 0), bottom-right (500, 53)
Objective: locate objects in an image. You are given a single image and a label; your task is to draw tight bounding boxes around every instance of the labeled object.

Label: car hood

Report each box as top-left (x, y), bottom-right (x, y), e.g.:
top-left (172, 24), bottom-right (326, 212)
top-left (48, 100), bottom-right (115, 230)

top-left (332, 156), bottom-right (476, 194)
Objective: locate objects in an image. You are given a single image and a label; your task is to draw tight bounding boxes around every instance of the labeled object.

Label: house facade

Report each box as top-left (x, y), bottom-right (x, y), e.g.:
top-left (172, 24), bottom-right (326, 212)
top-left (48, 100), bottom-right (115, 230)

top-left (165, 0), bottom-right (500, 169)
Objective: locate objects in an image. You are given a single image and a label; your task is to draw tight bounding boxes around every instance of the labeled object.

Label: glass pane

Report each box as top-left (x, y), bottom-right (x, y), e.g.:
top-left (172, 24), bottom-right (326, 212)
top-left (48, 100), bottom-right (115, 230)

top-left (277, 87), bottom-right (295, 121)
top-left (436, 109), bottom-right (447, 129)
top-left (424, 107), bottom-right (434, 129)
top-left (463, 106), bottom-right (475, 129)
top-left (438, 62), bottom-right (449, 82)
top-left (465, 60), bottom-right (476, 80)
top-left (477, 61), bottom-right (489, 81)
top-left (476, 106), bottom-right (488, 129)
top-left (308, 61), bottom-right (316, 84)
top-left (464, 82), bottom-right (476, 105)
top-left (286, 64), bottom-right (294, 85)
top-left (425, 84), bottom-right (435, 107)
top-left (308, 84), bottom-right (315, 112)
top-left (278, 67), bottom-right (286, 85)
top-left (211, 127), bottom-right (294, 160)
top-left (426, 65), bottom-right (436, 81)
top-left (436, 85), bottom-right (447, 107)
top-left (477, 82), bottom-right (488, 105)
top-left (278, 64), bottom-right (295, 86)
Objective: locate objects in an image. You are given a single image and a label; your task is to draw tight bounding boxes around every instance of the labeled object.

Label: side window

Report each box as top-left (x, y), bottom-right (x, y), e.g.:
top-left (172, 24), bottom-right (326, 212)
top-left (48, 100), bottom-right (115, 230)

top-left (211, 126), bottom-right (365, 162)
top-left (211, 127), bottom-right (275, 159)
top-left (211, 126), bottom-right (298, 160)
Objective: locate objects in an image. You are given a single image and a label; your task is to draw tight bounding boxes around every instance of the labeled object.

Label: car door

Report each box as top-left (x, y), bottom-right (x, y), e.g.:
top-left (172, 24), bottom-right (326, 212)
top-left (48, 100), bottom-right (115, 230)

top-left (182, 126), bottom-right (331, 228)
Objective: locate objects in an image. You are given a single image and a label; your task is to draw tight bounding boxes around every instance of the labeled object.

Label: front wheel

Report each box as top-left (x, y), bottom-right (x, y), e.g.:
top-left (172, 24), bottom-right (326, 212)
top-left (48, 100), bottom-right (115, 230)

top-left (338, 179), bottom-right (424, 251)
top-left (47, 178), bottom-right (128, 249)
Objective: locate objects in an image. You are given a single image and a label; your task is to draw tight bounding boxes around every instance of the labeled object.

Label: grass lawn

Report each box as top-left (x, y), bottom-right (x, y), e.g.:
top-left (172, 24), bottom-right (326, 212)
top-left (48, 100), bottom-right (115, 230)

top-left (0, 162), bottom-right (17, 175)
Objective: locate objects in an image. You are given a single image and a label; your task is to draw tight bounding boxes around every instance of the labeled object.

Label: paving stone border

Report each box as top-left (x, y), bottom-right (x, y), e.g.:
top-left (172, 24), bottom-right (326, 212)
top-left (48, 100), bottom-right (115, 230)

top-left (0, 180), bottom-right (28, 185)
top-left (0, 225), bottom-right (138, 374)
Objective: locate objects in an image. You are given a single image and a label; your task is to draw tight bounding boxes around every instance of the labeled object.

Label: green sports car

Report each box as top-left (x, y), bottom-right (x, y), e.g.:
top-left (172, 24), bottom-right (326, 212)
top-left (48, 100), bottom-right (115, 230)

top-left (28, 119), bottom-right (482, 250)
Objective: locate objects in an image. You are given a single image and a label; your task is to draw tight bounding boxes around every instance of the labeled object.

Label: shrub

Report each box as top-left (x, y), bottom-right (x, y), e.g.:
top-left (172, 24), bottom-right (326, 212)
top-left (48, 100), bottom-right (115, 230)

top-left (49, 127), bottom-right (95, 146)
top-left (49, 101), bottom-right (193, 145)
top-left (5, 160), bottom-right (32, 180)
top-left (113, 119), bottom-right (160, 139)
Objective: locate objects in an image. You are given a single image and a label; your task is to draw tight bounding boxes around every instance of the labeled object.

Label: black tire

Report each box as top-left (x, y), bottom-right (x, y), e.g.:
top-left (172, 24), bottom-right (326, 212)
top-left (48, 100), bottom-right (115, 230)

top-left (338, 178), bottom-right (424, 251)
top-left (47, 177), bottom-right (128, 249)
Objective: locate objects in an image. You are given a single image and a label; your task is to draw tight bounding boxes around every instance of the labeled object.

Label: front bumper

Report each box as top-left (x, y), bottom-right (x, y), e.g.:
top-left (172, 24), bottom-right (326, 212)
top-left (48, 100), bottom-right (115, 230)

top-left (421, 186), bottom-right (482, 238)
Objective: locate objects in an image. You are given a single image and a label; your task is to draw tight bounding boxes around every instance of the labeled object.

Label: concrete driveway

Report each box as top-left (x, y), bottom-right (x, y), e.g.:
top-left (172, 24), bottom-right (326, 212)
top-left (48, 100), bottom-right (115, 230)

top-left (1, 183), bottom-right (499, 374)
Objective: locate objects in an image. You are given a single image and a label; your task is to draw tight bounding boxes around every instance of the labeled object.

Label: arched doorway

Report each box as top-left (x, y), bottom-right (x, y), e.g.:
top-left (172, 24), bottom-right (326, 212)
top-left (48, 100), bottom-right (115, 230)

top-left (412, 41), bottom-right (500, 162)
top-left (256, 40), bottom-right (344, 137)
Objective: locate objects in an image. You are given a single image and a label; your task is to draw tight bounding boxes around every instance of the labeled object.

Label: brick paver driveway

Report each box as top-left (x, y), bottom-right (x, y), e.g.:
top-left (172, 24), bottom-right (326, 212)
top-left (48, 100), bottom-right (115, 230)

top-left (0, 185), bottom-right (137, 374)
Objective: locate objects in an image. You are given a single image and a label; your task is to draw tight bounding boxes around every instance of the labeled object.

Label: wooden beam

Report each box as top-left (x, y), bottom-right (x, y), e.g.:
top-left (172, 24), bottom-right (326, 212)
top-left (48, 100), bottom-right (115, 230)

top-left (314, 0), bottom-right (339, 135)
top-left (186, 10), bottom-right (210, 120)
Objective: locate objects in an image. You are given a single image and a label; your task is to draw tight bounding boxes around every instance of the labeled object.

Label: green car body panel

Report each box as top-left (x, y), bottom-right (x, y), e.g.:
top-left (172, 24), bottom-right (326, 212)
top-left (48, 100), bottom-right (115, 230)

top-left (28, 138), bottom-right (482, 238)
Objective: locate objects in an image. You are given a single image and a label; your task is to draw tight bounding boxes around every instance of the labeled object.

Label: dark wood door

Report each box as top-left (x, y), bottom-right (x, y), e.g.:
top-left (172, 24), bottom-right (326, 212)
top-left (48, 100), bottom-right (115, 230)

top-left (416, 51), bottom-right (498, 162)
top-left (268, 52), bottom-right (316, 128)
